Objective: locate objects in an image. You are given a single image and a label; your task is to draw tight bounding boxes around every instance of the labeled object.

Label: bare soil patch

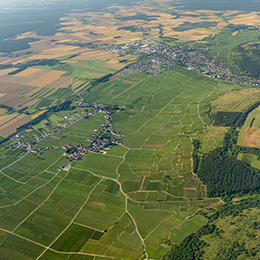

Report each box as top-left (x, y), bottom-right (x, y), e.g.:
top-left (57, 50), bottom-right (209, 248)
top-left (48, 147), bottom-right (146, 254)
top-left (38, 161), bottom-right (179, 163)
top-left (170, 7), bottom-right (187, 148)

top-left (143, 144), bottom-right (164, 148)
top-left (87, 200), bottom-right (105, 207)
top-left (243, 128), bottom-right (260, 148)
top-left (0, 76), bottom-right (31, 84)
top-left (0, 114), bottom-right (32, 137)
top-left (0, 113), bottom-right (19, 126)
top-left (206, 201), bottom-right (224, 209)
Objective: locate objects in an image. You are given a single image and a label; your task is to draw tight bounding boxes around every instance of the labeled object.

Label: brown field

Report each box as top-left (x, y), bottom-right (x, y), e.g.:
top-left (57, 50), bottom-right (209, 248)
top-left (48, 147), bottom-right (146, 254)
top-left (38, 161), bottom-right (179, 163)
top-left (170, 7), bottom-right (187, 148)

top-left (0, 113), bottom-right (19, 127)
top-left (0, 83), bottom-right (32, 95)
top-left (0, 114), bottom-right (32, 137)
top-left (0, 76), bottom-right (31, 84)
top-left (243, 128), bottom-right (260, 148)
top-left (0, 57), bottom-right (11, 64)
top-left (27, 70), bottom-right (67, 88)
top-left (21, 98), bottom-right (40, 109)
top-left (0, 93), bottom-right (38, 110)
top-left (87, 200), bottom-right (105, 207)
top-left (143, 144), bottom-right (164, 148)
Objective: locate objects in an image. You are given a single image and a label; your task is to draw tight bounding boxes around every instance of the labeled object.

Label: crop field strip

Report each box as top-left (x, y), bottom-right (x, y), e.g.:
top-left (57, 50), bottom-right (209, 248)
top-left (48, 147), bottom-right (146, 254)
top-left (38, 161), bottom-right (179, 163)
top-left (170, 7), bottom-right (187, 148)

top-left (0, 67), bottom-right (240, 259)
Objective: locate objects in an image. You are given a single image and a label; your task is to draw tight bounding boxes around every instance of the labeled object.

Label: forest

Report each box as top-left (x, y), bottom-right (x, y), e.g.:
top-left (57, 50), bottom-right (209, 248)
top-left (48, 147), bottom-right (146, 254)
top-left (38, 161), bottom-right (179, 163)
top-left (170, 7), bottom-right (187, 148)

top-left (0, 38), bottom-right (40, 52)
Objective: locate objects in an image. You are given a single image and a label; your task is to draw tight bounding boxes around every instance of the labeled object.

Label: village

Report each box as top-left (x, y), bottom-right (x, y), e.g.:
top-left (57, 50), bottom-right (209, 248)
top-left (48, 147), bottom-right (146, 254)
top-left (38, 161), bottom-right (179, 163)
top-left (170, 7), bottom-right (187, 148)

top-left (11, 103), bottom-right (122, 162)
top-left (108, 39), bottom-right (260, 86)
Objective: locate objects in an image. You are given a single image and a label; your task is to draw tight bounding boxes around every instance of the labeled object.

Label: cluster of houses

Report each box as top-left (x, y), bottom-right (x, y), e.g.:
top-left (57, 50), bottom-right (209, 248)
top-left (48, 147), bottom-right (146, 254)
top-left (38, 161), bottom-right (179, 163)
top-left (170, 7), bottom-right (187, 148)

top-left (107, 39), bottom-right (177, 76)
top-left (11, 140), bottom-right (34, 151)
top-left (107, 38), bottom-right (260, 86)
top-left (180, 50), bottom-right (260, 85)
top-left (11, 102), bottom-right (122, 162)
top-left (11, 114), bottom-right (83, 153)
top-left (61, 107), bottom-right (122, 161)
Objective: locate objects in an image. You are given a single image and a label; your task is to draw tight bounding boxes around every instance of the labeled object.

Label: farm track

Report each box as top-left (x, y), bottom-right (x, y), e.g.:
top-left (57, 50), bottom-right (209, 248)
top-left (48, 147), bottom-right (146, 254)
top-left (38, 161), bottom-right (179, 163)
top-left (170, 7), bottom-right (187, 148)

top-left (107, 75), bottom-right (151, 103)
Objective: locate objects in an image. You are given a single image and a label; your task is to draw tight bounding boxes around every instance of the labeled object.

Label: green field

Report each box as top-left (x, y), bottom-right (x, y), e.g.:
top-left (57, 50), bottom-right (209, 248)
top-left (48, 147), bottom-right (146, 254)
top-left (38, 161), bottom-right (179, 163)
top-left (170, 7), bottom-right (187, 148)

top-left (0, 67), bottom-right (242, 259)
top-left (72, 60), bottom-right (117, 80)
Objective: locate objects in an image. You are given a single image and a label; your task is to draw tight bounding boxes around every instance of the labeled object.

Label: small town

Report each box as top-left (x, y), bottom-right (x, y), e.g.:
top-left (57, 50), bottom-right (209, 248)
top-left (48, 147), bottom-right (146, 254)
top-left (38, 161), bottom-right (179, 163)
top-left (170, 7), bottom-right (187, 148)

top-left (11, 102), bottom-right (122, 162)
top-left (108, 39), bottom-right (260, 86)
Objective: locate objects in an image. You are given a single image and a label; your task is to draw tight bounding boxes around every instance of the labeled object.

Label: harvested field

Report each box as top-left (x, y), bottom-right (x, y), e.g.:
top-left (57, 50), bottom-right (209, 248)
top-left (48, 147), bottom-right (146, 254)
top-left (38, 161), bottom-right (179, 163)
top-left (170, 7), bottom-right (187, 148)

top-left (68, 50), bottom-right (115, 61)
top-left (229, 12), bottom-right (260, 26)
top-left (28, 45), bottom-right (84, 60)
top-left (0, 83), bottom-right (32, 95)
top-left (27, 70), bottom-right (67, 88)
top-left (243, 128), bottom-right (260, 148)
top-left (21, 98), bottom-right (40, 109)
top-left (0, 94), bottom-right (37, 110)
top-left (14, 68), bottom-right (46, 78)
top-left (0, 113), bottom-right (19, 126)
top-left (0, 76), bottom-right (31, 84)
top-left (44, 76), bottom-right (73, 88)
top-left (0, 68), bottom-right (17, 76)
top-left (0, 114), bottom-right (32, 137)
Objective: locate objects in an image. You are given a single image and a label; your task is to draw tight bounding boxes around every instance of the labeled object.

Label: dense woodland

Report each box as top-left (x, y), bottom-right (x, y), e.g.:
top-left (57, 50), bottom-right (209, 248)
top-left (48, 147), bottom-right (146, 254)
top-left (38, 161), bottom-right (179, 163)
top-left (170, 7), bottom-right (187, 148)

top-left (213, 111), bottom-right (242, 127)
top-left (197, 149), bottom-right (260, 197)
top-left (194, 124), bottom-right (260, 197)
top-left (0, 38), bottom-right (40, 52)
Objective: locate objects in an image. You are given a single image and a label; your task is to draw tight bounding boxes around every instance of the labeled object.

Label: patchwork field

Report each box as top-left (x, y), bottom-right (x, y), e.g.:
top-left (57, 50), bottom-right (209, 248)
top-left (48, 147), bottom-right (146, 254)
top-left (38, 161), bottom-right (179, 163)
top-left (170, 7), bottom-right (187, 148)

top-left (0, 67), bottom-right (242, 259)
top-left (0, 1), bottom-right (259, 259)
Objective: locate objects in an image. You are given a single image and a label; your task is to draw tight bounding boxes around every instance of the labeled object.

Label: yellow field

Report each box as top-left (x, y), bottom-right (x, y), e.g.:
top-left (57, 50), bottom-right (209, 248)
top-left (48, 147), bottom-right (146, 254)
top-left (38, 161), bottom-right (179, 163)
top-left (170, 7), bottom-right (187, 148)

top-left (229, 12), bottom-right (260, 26)
top-left (0, 108), bottom-right (7, 115)
top-left (14, 68), bottom-right (45, 78)
top-left (67, 50), bottom-right (116, 61)
top-left (27, 70), bottom-right (66, 88)
top-left (31, 110), bottom-right (47, 119)
top-left (0, 68), bottom-right (17, 77)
